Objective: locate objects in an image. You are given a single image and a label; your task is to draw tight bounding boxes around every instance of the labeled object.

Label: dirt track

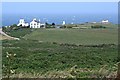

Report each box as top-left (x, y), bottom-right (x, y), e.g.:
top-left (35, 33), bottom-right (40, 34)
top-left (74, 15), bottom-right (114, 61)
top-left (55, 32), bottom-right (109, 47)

top-left (0, 28), bottom-right (20, 40)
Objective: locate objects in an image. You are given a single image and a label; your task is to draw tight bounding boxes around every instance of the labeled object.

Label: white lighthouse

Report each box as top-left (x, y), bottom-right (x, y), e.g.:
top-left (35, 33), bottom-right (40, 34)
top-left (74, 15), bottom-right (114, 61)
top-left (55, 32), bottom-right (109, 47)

top-left (62, 21), bottom-right (66, 25)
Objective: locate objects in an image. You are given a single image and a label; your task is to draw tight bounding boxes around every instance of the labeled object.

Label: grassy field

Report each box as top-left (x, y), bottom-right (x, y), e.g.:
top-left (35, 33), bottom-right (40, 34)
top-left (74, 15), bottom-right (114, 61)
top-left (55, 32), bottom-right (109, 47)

top-left (2, 39), bottom-right (118, 78)
top-left (2, 24), bottom-right (119, 78)
top-left (2, 28), bottom-right (32, 38)
top-left (24, 28), bottom-right (118, 45)
top-left (64, 23), bottom-right (118, 29)
top-left (3, 23), bottom-right (118, 45)
top-left (0, 41), bottom-right (2, 79)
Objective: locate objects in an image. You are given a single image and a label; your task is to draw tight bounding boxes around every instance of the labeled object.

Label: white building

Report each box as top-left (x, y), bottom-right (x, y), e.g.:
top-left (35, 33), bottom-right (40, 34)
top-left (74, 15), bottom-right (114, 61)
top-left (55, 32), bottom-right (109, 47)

top-left (71, 22), bottom-right (74, 24)
top-left (62, 21), bottom-right (66, 25)
top-left (101, 20), bottom-right (109, 24)
top-left (30, 18), bottom-right (45, 28)
top-left (17, 19), bottom-right (29, 27)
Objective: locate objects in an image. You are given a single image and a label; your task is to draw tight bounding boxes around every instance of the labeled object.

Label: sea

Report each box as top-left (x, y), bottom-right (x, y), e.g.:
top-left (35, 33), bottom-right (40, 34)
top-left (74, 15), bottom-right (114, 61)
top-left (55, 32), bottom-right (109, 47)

top-left (2, 14), bottom-right (118, 26)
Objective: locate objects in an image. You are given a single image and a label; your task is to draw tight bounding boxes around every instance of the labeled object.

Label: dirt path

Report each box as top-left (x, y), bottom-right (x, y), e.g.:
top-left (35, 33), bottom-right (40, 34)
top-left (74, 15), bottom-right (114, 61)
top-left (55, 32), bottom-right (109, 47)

top-left (0, 28), bottom-right (20, 40)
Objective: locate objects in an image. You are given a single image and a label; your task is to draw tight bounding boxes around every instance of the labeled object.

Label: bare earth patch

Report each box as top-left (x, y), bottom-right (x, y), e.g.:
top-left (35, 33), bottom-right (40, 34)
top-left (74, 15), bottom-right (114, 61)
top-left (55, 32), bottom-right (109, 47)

top-left (0, 28), bottom-right (19, 40)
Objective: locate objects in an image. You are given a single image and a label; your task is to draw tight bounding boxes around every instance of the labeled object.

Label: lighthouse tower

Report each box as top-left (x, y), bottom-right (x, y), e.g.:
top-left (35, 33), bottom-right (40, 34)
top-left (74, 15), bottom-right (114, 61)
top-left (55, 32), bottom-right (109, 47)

top-left (62, 21), bottom-right (65, 25)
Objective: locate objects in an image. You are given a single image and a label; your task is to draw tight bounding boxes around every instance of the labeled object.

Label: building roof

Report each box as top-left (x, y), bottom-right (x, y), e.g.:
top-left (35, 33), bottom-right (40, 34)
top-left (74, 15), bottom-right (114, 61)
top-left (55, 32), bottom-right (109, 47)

top-left (34, 20), bottom-right (40, 23)
top-left (31, 18), bottom-right (40, 23)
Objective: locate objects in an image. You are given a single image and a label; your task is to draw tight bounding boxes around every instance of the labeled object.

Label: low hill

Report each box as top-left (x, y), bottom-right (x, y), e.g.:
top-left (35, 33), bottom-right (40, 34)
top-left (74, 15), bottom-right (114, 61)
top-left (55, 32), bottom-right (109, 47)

top-left (2, 23), bottom-right (118, 45)
top-left (24, 28), bottom-right (118, 45)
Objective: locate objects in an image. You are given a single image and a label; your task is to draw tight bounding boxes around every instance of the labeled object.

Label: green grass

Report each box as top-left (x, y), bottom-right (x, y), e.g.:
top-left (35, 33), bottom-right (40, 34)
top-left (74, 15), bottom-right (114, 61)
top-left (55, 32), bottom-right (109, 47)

top-left (24, 28), bottom-right (118, 45)
top-left (3, 24), bottom-right (118, 45)
top-left (2, 24), bottom-right (119, 78)
top-left (64, 23), bottom-right (118, 29)
top-left (0, 44), bottom-right (2, 78)
top-left (2, 39), bottom-right (118, 78)
top-left (3, 28), bottom-right (33, 38)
